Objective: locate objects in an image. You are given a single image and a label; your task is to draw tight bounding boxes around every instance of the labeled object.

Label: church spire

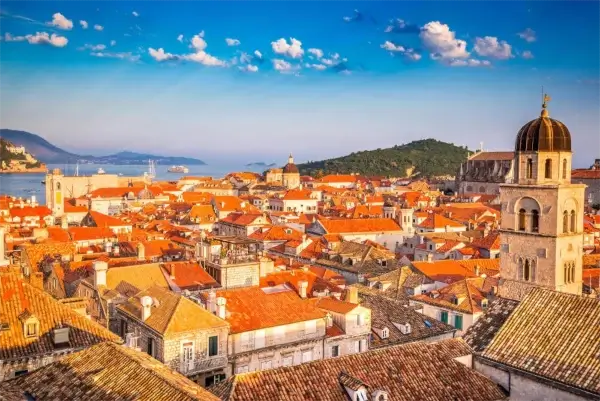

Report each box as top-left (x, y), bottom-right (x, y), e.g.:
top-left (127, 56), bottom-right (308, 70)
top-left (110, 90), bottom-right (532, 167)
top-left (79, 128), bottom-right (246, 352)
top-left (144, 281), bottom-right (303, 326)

top-left (541, 92), bottom-right (551, 118)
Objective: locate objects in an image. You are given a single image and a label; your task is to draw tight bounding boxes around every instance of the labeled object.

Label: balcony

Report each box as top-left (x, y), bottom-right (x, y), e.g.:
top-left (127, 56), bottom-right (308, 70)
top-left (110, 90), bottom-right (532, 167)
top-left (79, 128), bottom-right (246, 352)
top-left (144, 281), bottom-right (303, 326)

top-left (201, 236), bottom-right (260, 266)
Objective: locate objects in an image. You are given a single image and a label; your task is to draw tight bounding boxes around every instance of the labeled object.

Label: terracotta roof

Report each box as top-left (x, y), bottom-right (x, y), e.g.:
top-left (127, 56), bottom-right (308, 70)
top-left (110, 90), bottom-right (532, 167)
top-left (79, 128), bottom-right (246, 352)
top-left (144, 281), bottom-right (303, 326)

top-left (204, 286), bottom-right (326, 334)
top-left (104, 263), bottom-right (170, 290)
top-left (482, 288), bottom-right (600, 395)
top-left (68, 227), bottom-right (116, 242)
top-left (0, 272), bottom-right (121, 361)
top-left (118, 286), bottom-right (228, 335)
top-left (161, 261), bottom-right (218, 291)
top-left (417, 213), bottom-right (465, 230)
top-left (21, 242), bottom-right (76, 273)
top-left (318, 218), bottom-right (402, 234)
top-left (9, 206), bottom-right (52, 219)
top-left (181, 191), bottom-right (214, 204)
top-left (210, 338), bottom-right (507, 401)
top-left (315, 297), bottom-right (358, 314)
top-left (318, 174), bottom-right (358, 183)
top-left (463, 297), bottom-right (520, 353)
top-left (571, 169), bottom-right (600, 179)
top-left (411, 277), bottom-right (497, 314)
top-left (259, 269), bottom-right (341, 296)
top-left (282, 189), bottom-right (314, 201)
top-left (2, 341), bottom-right (220, 401)
top-left (188, 204), bottom-right (217, 224)
top-left (469, 151), bottom-right (514, 161)
top-left (412, 259), bottom-right (500, 284)
top-left (87, 211), bottom-right (130, 228)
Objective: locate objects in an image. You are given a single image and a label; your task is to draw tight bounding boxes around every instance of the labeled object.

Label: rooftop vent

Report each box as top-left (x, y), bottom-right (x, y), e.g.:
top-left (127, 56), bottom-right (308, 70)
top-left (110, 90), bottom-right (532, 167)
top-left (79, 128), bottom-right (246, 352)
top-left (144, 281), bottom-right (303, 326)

top-left (53, 326), bottom-right (70, 345)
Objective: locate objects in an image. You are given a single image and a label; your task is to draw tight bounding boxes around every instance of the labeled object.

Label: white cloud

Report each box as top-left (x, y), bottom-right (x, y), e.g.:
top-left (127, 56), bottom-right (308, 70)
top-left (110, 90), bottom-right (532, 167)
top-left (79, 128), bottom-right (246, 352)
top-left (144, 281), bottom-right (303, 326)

top-left (5, 31), bottom-right (68, 47)
top-left (420, 21), bottom-right (469, 60)
top-left (94, 24), bottom-right (104, 31)
top-left (381, 41), bottom-right (421, 61)
top-left (518, 28), bottom-right (536, 43)
top-left (177, 34), bottom-right (184, 43)
top-left (308, 48), bottom-right (324, 59)
top-left (239, 64), bottom-right (258, 72)
top-left (239, 52), bottom-right (252, 64)
top-left (271, 38), bottom-right (304, 58)
top-left (190, 34), bottom-right (207, 51)
top-left (273, 59), bottom-right (293, 71)
top-left (381, 41), bottom-right (404, 51)
top-left (110, 40), bottom-right (116, 46)
top-left (474, 36), bottom-right (513, 59)
top-left (80, 20), bottom-right (88, 29)
top-left (225, 38), bottom-right (241, 46)
top-left (305, 63), bottom-right (326, 71)
top-left (521, 50), bottom-right (534, 59)
top-left (254, 50), bottom-right (263, 59)
top-left (79, 43), bottom-right (106, 51)
top-left (183, 51), bottom-right (225, 66)
top-left (148, 47), bottom-right (179, 61)
top-left (449, 58), bottom-right (491, 67)
top-left (132, 11), bottom-right (139, 17)
top-left (91, 51), bottom-right (140, 62)
top-left (321, 53), bottom-right (348, 66)
top-left (49, 13), bottom-right (73, 30)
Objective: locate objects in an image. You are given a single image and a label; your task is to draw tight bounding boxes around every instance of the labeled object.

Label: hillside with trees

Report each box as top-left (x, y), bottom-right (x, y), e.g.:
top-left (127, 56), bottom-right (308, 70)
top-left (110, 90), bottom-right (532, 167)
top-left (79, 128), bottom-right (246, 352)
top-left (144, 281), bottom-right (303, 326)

top-left (298, 139), bottom-right (471, 178)
top-left (0, 138), bottom-right (44, 172)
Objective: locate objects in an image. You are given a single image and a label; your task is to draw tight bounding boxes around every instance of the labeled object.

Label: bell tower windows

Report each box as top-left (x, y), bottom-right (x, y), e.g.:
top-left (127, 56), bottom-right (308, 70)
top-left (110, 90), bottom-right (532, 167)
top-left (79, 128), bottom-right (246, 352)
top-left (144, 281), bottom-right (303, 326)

top-left (563, 211), bottom-right (569, 233)
top-left (562, 159), bottom-right (568, 179)
top-left (526, 159), bottom-right (533, 179)
top-left (544, 159), bottom-right (552, 179)
top-left (531, 210), bottom-right (539, 233)
top-left (563, 261), bottom-right (575, 284)
top-left (570, 210), bottom-right (576, 232)
top-left (517, 257), bottom-right (536, 283)
top-left (518, 209), bottom-right (526, 231)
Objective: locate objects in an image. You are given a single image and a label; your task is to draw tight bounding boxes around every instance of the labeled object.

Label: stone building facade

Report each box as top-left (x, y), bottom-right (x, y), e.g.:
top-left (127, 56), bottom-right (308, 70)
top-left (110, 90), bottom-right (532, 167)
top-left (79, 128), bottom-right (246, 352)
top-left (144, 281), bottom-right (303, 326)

top-left (497, 101), bottom-right (585, 301)
top-left (455, 151), bottom-right (515, 195)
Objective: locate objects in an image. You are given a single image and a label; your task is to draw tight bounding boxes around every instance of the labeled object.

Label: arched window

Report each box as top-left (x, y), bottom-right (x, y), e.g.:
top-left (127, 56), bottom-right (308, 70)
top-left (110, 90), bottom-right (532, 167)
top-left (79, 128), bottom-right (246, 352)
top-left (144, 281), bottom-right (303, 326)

top-left (562, 159), bottom-right (568, 179)
top-left (570, 210), bottom-right (576, 232)
top-left (563, 211), bottom-right (569, 233)
top-left (544, 159), bottom-right (552, 179)
top-left (517, 258), bottom-right (523, 280)
top-left (56, 182), bottom-right (61, 190)
top-left (526, 159), bottom-right (533, 179)
top-left (523, 259), bottom-right (531, 281)
top-left (531, 210), bottom-right (539, 233)
top-left (518, 209), bottom-right (526, 231)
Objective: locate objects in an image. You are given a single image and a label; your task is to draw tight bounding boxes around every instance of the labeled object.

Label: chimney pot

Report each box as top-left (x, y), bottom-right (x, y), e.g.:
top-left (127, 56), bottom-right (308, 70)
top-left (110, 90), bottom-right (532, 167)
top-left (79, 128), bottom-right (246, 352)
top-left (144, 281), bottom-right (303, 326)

top-left (92, 260), bottom-right (108, 288)
top-left (140, 296), bottom-right (153, 321)
top-left (216, 296), bottom-right (227, 319)
top-left (298, 280), bottom-right (308, 298)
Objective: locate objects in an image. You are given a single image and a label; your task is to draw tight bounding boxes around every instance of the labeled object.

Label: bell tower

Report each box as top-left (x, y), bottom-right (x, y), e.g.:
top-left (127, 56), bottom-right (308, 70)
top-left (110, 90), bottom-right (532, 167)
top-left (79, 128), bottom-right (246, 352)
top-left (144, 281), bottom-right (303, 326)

top-left (498, 95), bottom-right (586, 301)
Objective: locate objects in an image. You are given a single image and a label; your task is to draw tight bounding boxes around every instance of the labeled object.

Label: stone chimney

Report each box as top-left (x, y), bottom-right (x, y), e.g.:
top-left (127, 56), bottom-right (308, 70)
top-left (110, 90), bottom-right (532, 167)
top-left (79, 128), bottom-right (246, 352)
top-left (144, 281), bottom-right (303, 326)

top-left (207, 290), bottom-right (217, 313)
top-left (216, 297), bottom-right (227, 319)
top-left (298, 280), bottom-right (308, 298)
top-left (137, 243), bottom-right (145, 261)
top-left (92, 260), bottom-right (108, 288)
top-left (140, 296), bottom-right (153, 321)
top-left (345, 287), bottom-right (358, 304)
top-left (0, 227), bottom-right (8, 267)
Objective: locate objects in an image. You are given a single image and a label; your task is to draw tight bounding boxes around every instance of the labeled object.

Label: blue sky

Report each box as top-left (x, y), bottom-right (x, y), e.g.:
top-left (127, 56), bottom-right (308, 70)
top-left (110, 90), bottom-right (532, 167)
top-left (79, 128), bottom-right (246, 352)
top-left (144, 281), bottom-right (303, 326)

top-left (1, 1), bottom-right (598, 166)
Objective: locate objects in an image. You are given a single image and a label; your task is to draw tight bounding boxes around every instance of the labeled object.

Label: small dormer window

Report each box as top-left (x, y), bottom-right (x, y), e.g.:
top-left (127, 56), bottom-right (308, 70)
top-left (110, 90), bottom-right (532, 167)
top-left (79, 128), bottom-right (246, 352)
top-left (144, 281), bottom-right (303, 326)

top-left (26, 323), bottom-right (37, 337)
top-left (356, 390), bottom-right (368, 401)
top-left (481, 299), bottom-right (488, 309)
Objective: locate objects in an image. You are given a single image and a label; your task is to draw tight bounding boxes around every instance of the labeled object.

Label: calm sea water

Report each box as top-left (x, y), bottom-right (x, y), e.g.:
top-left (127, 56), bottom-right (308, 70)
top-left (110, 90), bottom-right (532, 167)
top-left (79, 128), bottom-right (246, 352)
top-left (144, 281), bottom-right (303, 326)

top-left (0, 163), bottom-right (265, 204)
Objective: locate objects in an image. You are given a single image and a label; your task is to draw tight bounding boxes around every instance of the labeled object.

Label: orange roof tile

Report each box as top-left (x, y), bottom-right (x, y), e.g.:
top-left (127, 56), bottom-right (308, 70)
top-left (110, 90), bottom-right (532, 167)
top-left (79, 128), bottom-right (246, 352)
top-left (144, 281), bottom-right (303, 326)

top-left (319, 217), bottom-right (402, 234)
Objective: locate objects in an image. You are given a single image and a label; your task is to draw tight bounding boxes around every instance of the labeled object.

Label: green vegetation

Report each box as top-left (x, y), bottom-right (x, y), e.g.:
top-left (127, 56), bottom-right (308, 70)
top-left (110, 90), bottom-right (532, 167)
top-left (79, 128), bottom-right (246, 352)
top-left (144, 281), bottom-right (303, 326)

top-left (0, 138), bottom-right (42, 169)
top-left (298, 138), bottom-right (472, 178)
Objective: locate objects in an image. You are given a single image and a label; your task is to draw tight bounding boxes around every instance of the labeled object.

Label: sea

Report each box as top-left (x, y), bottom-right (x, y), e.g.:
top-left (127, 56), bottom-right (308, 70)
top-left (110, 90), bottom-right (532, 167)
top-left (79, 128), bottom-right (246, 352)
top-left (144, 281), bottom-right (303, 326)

top-left (0, 163), bottom-right (265, 204)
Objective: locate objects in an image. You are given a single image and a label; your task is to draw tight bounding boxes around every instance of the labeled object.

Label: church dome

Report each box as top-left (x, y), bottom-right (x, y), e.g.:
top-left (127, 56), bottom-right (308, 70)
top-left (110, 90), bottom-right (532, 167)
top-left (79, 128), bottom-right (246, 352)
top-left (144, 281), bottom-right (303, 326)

top-left (282, 153), bottom-right (299, 174)
top-left (515, 97), bottom-right (571, 153)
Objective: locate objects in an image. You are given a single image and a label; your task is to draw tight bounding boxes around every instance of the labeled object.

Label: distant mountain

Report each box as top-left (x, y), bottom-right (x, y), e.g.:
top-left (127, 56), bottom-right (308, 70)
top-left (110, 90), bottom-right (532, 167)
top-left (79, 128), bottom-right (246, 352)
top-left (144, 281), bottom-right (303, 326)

top-left (298, 139), bottom-right (471, 178)
top-left (246, 162), bottom-right (277, 167)
top-left (0, 129), bottom-right (206, 165)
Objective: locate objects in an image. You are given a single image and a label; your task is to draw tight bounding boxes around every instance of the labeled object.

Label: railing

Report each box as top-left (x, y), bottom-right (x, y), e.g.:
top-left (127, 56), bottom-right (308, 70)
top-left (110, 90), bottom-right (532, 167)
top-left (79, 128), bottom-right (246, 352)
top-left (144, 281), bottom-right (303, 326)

top-left (210, 254), bottom-right (258, 266)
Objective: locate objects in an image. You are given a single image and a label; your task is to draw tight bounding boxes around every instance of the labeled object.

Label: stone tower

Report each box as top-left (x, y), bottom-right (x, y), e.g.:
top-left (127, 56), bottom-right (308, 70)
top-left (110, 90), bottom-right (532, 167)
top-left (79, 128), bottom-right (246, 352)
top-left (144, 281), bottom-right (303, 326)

top-left (498, 95), bottom-right (586, 301)
top-left (45, 168), bottom-right (65, 217)
top-left (282, 153), bottom-right (301, 189)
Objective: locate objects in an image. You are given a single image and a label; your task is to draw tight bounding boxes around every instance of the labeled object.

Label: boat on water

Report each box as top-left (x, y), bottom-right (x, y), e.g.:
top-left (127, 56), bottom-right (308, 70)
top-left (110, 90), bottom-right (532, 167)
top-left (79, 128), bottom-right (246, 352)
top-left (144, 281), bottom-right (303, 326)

top-left (167, 165), bottom-right (189, 173)
top-left (97, 168), bottom-right (106, 174)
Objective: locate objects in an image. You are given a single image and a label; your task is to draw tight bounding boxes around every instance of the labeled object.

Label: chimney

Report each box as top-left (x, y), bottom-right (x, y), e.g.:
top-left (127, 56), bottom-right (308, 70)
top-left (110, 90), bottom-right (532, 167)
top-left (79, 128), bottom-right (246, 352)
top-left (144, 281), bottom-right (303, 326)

top-left (302, 234), bottom-right (307, 243)
top-left (216, 297), bottom-right (227, 319)
top-left (31, 195), bottom-right (37, 207)
top-left (427, 253), bottom-right (434, 263)
top-left (169, 264), bottom-right (176, 280)
top-left (140, 295), bottom-right (153, 321)
top-left (474, 265), bottom-right (480, 276)
top-left (298, 280), bottom-right (308, 298)
top-left (53, 326), bottom-right (70, 345)
top-left (113, 244), bottom-right (120, 256)
top-left (0, 227), bottom-right (8, 267)
top-left (345, 287), bottom-right (358, 304)
top-left (207, 290), bottom-right (217, 313)
top-left (61, 218), bottom-right (68, 229)
top-left (325, 313), bottom-right (333, 328)
top-left (105, 241), bottom-right (113, 254)
top-left (92, 260), bottom-right (108, 288)
top-left (137, 243), bottom-right (145, 261)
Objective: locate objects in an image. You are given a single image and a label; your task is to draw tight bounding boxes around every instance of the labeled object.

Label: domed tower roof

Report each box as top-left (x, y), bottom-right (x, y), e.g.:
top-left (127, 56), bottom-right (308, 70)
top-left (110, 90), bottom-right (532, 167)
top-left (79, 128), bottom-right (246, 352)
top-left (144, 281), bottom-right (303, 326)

top-left (515, 94), bottom-right (571, 153)
top-left (283, 153), bottom-right (299, 174)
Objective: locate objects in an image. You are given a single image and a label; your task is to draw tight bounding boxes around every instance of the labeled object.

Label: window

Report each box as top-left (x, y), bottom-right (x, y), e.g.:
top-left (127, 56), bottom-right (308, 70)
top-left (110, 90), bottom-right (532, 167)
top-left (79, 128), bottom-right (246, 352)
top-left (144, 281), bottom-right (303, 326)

top-left (282, 356), bottom-right (293, 366)
top-left (562, 159), bottom-right (568, 179)
top-left (564, 262), bottom-right (576, 284)
top-left (524, 259), bottom-right (531, 281)
top-left (25, 323), bottom-right (37, 338)
top-left (182, 342), bottom-right (194, 371)
top-left (526, 159), bottom-right (533, 179)
top-left (208, 335), bottom-right (219, 357)
top-left (531, 210), bottom-right (539, 233)
top-left (301, 350), bottom-right (312, 363)
top-left (454, 315), bottom-right (463, 330)
top-left (570, 210), bottom-right (576, 232)
top-left (331, 345), bottom-right (340, 357)
top-left (440, 311), bottom-right (448, 324)
top-left (240, 332), bottom-right (250, 348)
top-left (544, 159), bottom-right (552, 179)
top-left (563, 211), bottom-right (569, 233)
top-left (254, 330), bottom-right (265, 349)
top-left (273, 326), bottom-right (285, 343)
top-left (236, 365), bottom-right (249, 374)
top-left (205, 374), bottom-right (226, 387)
top-left (56, 182), bottom-right (61, 190)
top-left (356, 390), bottom-right (368, 401)
top-left (14, 370), bottom-right (28, 377)
top-left (147, 337), bottom-right (154, 357)
top-left (305, 320), bottom-right (317, 334)
top-left (260, 360), bottom-right (272, 370)
top-left (356, 314), bottom-right (365, 327)
top-left (518, 209), bottom-right (526, 231)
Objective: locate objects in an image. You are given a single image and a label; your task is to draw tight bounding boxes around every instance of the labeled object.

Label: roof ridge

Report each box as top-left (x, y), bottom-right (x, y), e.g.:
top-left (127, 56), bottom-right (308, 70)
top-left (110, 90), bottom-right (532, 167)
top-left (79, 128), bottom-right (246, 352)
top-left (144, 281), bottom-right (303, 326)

top-left (163, 291), bottom-right (183, 334)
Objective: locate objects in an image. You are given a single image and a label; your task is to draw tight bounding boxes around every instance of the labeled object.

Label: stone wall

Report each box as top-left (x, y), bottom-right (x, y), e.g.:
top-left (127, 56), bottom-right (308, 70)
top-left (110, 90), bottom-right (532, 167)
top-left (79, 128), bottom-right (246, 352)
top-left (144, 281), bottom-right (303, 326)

top-left (1, 350), bottom-right (74, 382)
